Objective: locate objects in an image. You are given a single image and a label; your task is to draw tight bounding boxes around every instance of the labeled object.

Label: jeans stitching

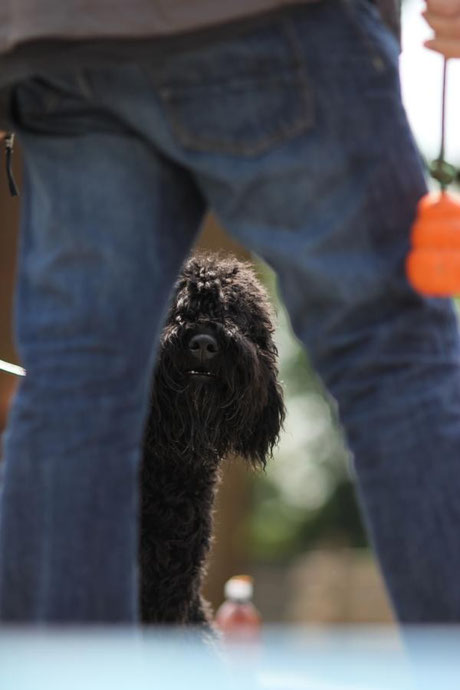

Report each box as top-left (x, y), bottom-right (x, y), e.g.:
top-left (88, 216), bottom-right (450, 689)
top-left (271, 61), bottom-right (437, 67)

top-left (156, 18), bottom-right (315, 156)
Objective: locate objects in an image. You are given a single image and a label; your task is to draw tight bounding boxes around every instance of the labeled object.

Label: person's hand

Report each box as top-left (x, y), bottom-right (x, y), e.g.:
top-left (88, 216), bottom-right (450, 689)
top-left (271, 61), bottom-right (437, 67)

top-left (423, 0), bottom-right (460, 57)
top-left (0, 131), bottom-right (6, 142)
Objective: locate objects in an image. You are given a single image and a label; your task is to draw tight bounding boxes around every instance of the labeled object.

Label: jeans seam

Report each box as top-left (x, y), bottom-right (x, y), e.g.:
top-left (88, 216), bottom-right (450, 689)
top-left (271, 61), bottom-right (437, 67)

top-left (340, 0), bottom-right (390, 73)
top-left (281, 12), bottom-right (316, 136)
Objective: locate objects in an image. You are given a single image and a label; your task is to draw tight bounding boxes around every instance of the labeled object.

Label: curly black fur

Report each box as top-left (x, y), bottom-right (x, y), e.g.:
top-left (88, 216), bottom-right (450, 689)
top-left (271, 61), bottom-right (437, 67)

top-left (140, 253), bottom-right (285, 625)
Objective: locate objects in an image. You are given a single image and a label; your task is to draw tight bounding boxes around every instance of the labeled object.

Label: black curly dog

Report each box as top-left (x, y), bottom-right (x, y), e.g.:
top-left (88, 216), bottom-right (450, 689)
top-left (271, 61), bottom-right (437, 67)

top-left (140, 253), bottom-right (285, 625)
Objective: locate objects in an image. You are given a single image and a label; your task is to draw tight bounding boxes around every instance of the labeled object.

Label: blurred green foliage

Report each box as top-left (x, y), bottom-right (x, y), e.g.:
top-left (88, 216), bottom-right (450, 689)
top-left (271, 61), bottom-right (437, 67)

top-left (249, 261), bottom-right (368, 562)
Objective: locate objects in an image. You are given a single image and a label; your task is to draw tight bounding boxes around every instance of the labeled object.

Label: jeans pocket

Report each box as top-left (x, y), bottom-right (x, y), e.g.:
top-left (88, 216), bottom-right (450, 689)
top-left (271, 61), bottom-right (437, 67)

top-left (153, 16), bottom-right (315, 156)
top-left (11, 71), bottom-right (93, 133)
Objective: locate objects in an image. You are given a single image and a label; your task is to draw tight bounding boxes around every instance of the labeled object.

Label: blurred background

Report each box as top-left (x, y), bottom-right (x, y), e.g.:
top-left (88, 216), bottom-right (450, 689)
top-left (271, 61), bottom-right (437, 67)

top-left (0, 0), bottom-right (458, 626)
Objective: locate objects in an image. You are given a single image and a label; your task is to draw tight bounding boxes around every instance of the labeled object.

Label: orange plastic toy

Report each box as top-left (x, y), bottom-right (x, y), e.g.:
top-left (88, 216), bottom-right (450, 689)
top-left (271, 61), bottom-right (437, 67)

top-left (406, 58), bottom-right (460, 297)
top-left (407, 191), bottom-right (460, 296)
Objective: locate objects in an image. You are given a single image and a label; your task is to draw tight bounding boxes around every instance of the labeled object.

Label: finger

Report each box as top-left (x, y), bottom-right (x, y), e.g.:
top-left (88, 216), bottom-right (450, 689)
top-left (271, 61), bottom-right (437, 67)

top-left (425, 0), bottom-right (460, 17)
top-left (424, 37), bottom-right (460, 56)
top-left (423, 10), bottom-right (460, 37)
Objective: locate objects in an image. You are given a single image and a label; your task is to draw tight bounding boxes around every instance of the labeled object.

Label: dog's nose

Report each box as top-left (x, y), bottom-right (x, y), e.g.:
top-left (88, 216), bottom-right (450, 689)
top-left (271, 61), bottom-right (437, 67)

top-left (188, 333), bottom-right (219, 361)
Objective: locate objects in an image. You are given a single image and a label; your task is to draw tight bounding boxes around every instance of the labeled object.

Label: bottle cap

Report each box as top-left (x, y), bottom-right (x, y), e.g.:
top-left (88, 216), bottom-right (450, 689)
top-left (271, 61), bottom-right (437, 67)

top-left (224, 575), bottom-right (253, 602)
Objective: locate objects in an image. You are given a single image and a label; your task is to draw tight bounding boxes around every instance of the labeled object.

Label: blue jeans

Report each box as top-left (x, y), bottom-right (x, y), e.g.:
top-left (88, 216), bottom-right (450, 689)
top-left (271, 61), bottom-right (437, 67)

top-left (2, 0), bottom-right (460, 623)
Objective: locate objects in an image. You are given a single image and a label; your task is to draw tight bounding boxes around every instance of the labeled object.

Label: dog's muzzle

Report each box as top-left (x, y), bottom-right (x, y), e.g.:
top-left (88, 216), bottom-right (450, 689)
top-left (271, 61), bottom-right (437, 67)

top-left (185, 333), bottom-right (219, 380)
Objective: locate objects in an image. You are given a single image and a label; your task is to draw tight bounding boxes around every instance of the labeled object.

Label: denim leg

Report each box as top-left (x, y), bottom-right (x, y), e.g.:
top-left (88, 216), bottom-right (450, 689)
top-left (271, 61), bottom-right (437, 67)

top-left (0, 118), bottom-right (203, 621)
top-left (154, 0), bottom-right (460, 620)
top-left (261, 166), bottom-right (460, 623)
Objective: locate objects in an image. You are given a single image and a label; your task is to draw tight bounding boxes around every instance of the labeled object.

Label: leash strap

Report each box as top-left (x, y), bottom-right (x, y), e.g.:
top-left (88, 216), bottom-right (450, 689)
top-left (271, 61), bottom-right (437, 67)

top-left (430, 59), bottom-right (456, 190)
top-left (4, 132), bottom-right (19, 197)
top-left (0, 358), bottom-right (25, 377)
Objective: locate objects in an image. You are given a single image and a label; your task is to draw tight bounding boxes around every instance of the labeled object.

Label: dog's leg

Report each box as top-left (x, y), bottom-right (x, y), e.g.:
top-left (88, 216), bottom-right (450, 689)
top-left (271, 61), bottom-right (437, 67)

top-left (139, 446), bottom-right (221, 625)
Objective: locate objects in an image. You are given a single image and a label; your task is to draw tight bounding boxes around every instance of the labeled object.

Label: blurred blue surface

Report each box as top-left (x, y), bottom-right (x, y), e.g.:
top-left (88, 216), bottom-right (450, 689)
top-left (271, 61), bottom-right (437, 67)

top-left (0, 626), bottom-right (459, 690)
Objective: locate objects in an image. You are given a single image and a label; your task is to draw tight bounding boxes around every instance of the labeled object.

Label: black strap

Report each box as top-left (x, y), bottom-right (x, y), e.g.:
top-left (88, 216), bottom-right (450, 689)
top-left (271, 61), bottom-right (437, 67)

top-left (4, 132), bottom-right (19, 197)
top-left (429, 59), bottom-right (456, 190)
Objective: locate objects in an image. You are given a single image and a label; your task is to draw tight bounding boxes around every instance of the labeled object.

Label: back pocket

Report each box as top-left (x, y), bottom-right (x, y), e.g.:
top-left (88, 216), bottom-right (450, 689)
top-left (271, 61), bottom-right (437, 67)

top-left (11, 71), bottom-right (93, 134)
top-left (153, 17), bottom-right (315, 156)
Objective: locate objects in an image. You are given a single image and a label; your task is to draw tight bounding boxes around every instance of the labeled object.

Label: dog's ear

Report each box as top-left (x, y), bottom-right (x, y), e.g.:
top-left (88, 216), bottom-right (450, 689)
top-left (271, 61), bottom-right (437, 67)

top-left (238, 378), bottom-right (285, 469)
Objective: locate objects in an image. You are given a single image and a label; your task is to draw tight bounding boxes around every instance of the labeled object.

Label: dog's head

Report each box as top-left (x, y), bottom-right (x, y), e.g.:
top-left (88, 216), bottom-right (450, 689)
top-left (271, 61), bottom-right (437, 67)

top-left (148, 253), bottom-right (285, 467)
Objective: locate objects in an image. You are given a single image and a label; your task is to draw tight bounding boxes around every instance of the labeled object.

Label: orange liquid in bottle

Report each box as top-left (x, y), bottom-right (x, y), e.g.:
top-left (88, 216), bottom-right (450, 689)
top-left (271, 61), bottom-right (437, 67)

top-left (215, 575), bottom-right (261, 641)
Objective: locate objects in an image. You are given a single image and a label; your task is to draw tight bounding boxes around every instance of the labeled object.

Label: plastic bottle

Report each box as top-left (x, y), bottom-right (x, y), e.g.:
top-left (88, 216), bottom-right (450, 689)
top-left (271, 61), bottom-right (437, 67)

top-left (214, 575), bottom-right (261, 641)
